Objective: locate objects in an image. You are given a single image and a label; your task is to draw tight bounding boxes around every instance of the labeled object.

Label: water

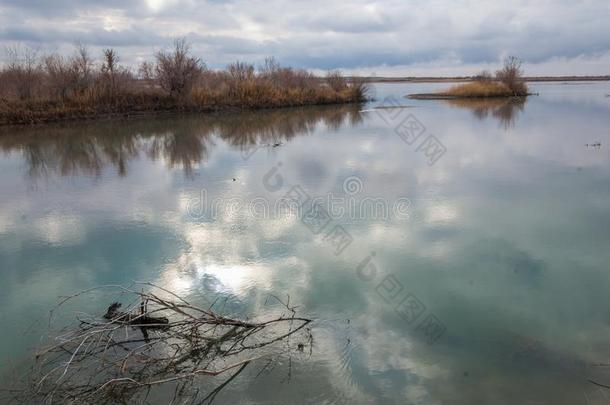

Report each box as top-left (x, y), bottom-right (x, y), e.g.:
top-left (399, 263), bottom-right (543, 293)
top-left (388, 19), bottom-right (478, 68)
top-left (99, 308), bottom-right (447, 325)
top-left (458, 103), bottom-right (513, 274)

top-left (1, 82), bottom-right (610, 404)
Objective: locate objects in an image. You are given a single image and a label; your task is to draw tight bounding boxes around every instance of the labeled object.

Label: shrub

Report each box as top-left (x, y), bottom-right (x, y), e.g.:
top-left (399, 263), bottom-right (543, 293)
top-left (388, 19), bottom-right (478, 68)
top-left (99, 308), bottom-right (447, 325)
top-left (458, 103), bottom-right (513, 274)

top-left (98, 48), bottom-right (133, 101)
top-left (227, 61), bottom-right (255, 82)
top-left (43, 53), bottom-right (79, 101)
top-left (71, 44), bottom-right (94, 96)
top-left (155, 38), bottom-right (204, 97)
top-left (258, 57), bottom-right (281, 80)
top-left (100, 48), bottom-right (119, 97)
top-left (349, 77), bottom-right (369, 101)
top-left (326, 70), bottom-right (347, 92)
top-left (3, 45), bottom-right (43, 100)
top-left (473, 70), bottom-right (493, 82)
top-left (138, 61), bottom-right (155, 81)
top-left (0, 39), bottom-right (366, 125)
top-left (496, 56), bottom-right (528, 95)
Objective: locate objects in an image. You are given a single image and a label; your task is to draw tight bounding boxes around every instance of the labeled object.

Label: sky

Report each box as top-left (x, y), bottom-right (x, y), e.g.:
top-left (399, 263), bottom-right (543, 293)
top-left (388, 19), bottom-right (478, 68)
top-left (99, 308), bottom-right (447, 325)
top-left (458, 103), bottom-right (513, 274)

top-left (1, 0), bottom-right (609, 76)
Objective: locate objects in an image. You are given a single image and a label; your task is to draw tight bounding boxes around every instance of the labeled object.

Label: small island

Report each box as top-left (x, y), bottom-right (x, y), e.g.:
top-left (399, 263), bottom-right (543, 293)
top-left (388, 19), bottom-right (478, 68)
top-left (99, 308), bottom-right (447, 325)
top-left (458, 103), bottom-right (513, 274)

top-left (409, 56), bottom-right (530, 100)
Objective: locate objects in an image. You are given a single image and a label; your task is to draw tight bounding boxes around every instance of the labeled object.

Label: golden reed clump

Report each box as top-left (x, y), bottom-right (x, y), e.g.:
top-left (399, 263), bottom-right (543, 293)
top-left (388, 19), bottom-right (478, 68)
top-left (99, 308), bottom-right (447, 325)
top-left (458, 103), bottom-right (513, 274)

top-left (444, 81), bottom-right (516, 97)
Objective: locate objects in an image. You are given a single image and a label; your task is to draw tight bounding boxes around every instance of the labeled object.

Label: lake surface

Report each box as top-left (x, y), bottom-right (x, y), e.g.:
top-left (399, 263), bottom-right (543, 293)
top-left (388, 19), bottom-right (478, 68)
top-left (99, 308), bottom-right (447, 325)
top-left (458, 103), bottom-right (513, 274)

top-left (1, 82), bottom-right (610, 404)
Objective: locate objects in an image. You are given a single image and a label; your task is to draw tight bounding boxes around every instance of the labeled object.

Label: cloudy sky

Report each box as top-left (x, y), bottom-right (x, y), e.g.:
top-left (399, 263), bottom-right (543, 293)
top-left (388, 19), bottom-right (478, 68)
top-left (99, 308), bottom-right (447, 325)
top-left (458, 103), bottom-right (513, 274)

top-left (1, 0), bottom-right (609, 76)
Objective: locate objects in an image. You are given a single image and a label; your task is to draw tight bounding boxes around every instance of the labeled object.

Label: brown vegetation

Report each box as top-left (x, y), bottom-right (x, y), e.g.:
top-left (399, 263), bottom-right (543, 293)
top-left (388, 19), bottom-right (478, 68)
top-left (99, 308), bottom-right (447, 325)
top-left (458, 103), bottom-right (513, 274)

top-left (443, 81), bottom-right (516, 98)
top-left (409, 56), bottom-right (529, 99)
top-left (447, 56), bottom-right (529, 97)
top-left (0, 40), bottom-right (367, 126)
top-left (495, 56), bottom-right (528, 95)
top-left (154, 39), bottom-right (204, 97)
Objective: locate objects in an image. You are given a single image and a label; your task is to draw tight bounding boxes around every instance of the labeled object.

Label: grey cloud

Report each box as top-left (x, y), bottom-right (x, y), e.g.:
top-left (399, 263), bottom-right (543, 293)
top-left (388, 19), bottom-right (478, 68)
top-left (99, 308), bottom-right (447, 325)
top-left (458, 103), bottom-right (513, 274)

top-left (1, 0), bottom-right (609, 74)
top-left (0, 26), bottom-right (165, 48)
top-left (1, 0), bottom-right (147, 18)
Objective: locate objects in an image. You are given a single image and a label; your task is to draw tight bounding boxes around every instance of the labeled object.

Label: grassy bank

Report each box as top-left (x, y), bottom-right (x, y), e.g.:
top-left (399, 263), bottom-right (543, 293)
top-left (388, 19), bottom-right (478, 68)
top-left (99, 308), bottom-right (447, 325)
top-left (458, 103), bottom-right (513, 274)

top-left (0, 41), bottom-right (366, 126)
top-left (0, 84), bottom-right (364, 126)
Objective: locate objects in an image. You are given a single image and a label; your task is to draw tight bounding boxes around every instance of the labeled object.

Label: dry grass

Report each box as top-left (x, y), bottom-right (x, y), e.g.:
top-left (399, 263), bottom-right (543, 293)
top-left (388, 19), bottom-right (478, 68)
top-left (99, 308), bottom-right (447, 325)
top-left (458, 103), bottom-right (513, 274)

top-left (410, 57), bottom-right (529, 100)
top-left (0, 42), bottom-right (367, 126)
top-left (443, 81), bottom-right (518, 98)
top-left (446, 56), bottom-right (528, 97)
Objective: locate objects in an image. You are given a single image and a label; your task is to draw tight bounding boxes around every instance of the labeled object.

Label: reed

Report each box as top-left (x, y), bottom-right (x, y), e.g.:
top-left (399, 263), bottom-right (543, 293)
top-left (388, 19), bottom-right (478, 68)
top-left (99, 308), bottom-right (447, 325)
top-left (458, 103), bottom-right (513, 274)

top-left (443, 81), bottom-right (516, 97)
top-left (409, 56), bottom-right (529, 100)
top-left (0, 41), bottom-right (367, 126)
top-left (443, 57), bottom-right (529, 98)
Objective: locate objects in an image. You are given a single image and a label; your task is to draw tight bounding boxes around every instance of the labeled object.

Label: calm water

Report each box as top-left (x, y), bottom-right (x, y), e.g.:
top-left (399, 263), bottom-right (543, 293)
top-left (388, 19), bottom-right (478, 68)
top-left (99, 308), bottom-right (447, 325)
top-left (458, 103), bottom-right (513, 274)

top-left (1, 82), bottom-right (610, 404)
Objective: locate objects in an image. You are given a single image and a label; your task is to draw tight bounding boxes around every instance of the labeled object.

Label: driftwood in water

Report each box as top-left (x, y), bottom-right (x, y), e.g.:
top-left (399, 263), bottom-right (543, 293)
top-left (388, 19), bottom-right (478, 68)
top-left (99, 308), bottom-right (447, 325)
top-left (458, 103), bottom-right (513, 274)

top-left (103, 301), bottom-right (169, 328)
top-left (8, 283), bottom-right (312, 405)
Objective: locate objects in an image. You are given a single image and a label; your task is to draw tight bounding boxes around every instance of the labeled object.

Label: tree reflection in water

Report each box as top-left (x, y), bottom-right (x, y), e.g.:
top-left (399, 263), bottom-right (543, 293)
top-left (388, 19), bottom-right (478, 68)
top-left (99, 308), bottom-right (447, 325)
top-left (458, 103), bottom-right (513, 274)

top-left (0, 104), bottom-right (363, 180)
top-left (444, 97), bottom-right (526, 129)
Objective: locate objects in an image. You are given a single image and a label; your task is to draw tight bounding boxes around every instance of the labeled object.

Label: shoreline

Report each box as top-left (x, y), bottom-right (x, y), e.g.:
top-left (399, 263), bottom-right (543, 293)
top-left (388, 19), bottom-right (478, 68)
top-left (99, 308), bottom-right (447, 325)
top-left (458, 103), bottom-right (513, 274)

top-left (0, 100), bottom-right (365, 131)
top-left (0, 97), bottom-right (364, 128)
top-left (355, 76), bottom-right (610, 83)
top-left (1, 77), bottom-right (603, 128)
top-left (407, 93), bottom-right (533, 100)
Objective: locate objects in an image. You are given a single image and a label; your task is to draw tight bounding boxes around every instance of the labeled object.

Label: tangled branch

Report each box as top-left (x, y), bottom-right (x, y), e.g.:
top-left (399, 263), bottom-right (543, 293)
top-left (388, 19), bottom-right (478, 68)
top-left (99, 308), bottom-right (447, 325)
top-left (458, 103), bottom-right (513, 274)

top-left (8, 283), bottom-right (312, 404)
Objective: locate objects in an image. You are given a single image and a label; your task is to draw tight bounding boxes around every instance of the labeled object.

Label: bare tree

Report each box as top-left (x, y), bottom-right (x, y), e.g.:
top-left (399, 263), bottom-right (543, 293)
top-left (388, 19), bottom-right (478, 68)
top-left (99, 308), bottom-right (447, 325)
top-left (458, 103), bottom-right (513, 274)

top-left (101, 48), bottom-right (118, 99)
top-left (101, 48), bottom-right (118, 76)
top-left (43, 53), bottom-right (78, 101)
top-left (259, 57), bottom-right (281, 80)
top-left (100, 48), bottom-right (132, 100)
top-left (138, 60), bottom-right (155, 81)
top-left (496, 56), bottom-right (527, 95)
top-left (72, 43), bottom-right (93, 94)
top-left (155, 38), bottom-right (204, 97)
top-left (4, 45), bottom-right (42, 100)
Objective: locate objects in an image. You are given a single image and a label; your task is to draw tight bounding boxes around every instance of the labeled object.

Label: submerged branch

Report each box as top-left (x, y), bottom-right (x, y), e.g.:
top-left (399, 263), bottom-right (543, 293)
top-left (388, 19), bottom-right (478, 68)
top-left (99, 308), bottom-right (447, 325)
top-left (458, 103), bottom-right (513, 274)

top-left (9, 284), bottom-right (313, 404)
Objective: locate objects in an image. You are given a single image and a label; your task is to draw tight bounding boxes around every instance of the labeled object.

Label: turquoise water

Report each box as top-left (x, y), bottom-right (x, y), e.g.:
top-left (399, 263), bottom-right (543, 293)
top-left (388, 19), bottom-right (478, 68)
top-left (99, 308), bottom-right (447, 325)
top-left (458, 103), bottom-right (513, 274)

top-left (1, 82), bottom-right (610, 404)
